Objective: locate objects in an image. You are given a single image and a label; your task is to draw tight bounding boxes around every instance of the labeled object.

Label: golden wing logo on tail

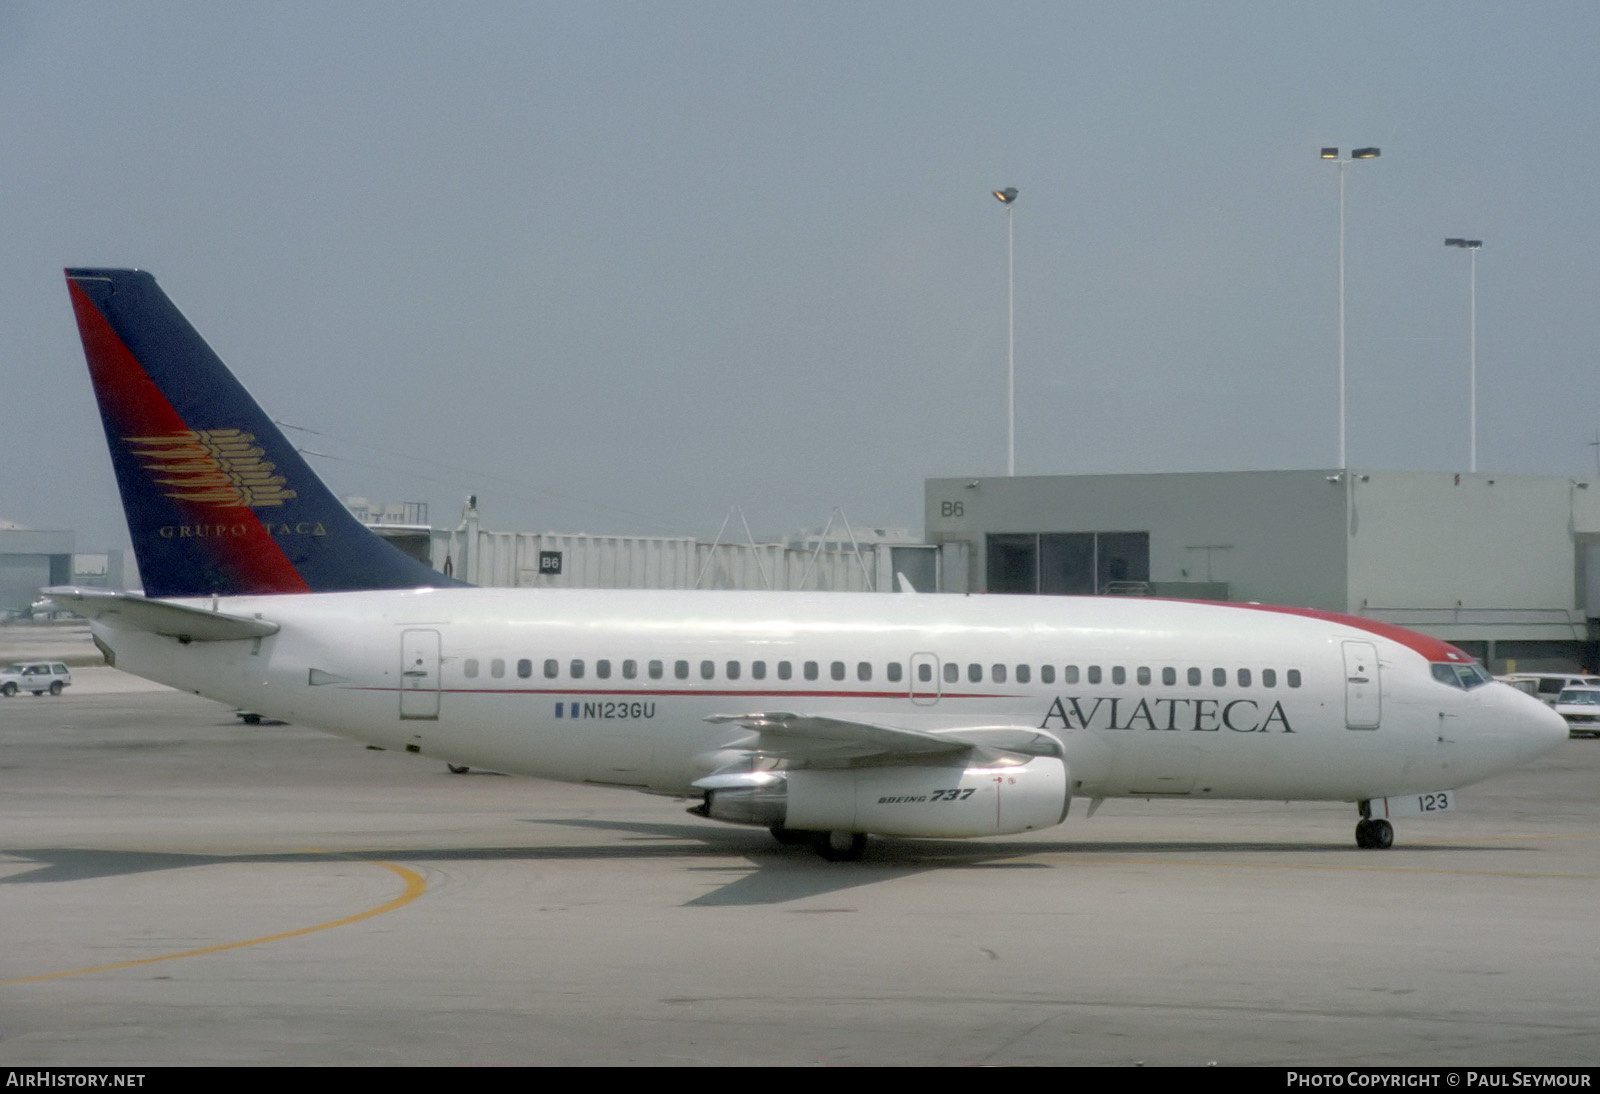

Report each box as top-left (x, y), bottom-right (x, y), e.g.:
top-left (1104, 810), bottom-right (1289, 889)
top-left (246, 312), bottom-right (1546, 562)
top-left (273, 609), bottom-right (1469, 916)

top-left (125, 429), bottom-right (298, 508)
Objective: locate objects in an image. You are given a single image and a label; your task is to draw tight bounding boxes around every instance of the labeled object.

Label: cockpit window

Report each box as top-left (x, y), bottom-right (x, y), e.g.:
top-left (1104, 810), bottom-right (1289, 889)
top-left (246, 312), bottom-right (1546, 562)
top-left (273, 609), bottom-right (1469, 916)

top-left (1432, 662), bottom-right (1492, 690)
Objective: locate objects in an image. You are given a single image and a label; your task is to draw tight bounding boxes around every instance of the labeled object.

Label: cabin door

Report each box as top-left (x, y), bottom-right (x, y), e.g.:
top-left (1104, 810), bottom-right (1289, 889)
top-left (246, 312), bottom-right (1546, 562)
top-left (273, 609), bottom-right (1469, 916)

top-left (400, 629), bottom-right (441, 720)
top-left (1342, 640), bottom-right (1381, 729)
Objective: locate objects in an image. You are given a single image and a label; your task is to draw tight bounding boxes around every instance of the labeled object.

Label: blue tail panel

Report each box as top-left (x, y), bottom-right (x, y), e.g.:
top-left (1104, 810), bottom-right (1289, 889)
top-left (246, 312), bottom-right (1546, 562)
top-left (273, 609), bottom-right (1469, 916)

top-left (65, 268), bottom-right (467, 597)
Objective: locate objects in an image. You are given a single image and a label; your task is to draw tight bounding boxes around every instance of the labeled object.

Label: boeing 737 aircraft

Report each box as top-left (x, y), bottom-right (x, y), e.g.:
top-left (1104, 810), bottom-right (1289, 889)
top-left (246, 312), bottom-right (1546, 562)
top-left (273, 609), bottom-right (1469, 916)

top-left (52, 268), bottom-right (1567, 859)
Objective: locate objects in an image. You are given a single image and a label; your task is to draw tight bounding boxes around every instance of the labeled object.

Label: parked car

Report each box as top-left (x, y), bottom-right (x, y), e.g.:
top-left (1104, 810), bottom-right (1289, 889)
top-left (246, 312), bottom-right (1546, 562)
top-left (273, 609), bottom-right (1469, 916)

top-left (1553, 687), bottom-right (1600, 738)
top-left (1497, 673), bottom-right (1600, 708)
top-left (0, 662), bottom-right (73, 696)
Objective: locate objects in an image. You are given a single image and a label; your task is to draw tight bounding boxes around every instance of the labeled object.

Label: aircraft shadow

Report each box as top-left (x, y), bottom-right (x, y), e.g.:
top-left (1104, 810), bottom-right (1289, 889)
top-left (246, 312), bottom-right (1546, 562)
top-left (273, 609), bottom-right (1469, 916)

top-left (0, 822), bottom-right (1524, 908)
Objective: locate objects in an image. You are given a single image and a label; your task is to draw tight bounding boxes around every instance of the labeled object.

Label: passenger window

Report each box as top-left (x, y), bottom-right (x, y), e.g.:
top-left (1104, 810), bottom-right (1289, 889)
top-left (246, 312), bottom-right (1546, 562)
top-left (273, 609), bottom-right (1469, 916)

top-left (944, 662), bottom-right (959, 684)
top-left (831, 662), bottom-right (846, 682)
top-left (1187, 667), bottom-right (1202, 686)
top-left (700, 660), bottom-right (715, 680)
top-left (1287, 670), bottom-right (1302, 688)
top-left (1137, 667), bottom-right (1151, 686)
top-left (1238, 668), bottom-right (1251, 687)
top-left (752, 661), bottom-right (766, 680)
top-left (778, 661), bottom-right (793, 680)
top-left (1064, 665), bottom-right (1079, 684)
top-left (622, 660), bottom-right (638, 679)
top-left (596, 660), bottom-right (611, 679)
top-left (1162, 667), bottom-right (1176, 686)
top-left (888, 663), bottom-right (904, 683)
top-left (1016, 664), bottom-right (1030, 684)
top-left (1041, 665), bottom-right (1055, 684)
top-left (464, 659), bottom-right (479, 679)
top-left (517, 659), bottom-right (532, 679)
top-left (1262, 668), bottom-right (1276, 688)
top-left (993, 664), bottom-right (1007, 683)
top-left (1111, 666), bottom-right (1126, 685)
top-left (570, 660), bottom-right (585, 679)
top-left (726, 661), bottom-right (740, 680)
top-left (1088, 666), bottom-right (1102, 685)
top-left (648, 660), bottom-right (663, 680)
top-left (544, 659), bottom-right (558, 679)
top-left (805, 661), bottom-right (819, 681)
top-left (968, 663), bottom-right (982, 683)
top-left (675, 660), bottom-right (689, 680)
top-left (490, 659), bottom-right (505, 678)
top-left (913, 663), bottom-right (928, 683)
top-left (1212, 668), bottom-right (1226, 687)
top-left (857, 662), bottom-right (871, 682)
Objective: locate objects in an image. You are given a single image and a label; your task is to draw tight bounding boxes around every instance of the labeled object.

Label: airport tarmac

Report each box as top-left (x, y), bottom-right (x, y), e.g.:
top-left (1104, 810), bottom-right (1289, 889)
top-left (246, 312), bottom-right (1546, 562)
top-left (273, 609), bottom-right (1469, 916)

top-left (2, 657), bottom-right (1597, 1066)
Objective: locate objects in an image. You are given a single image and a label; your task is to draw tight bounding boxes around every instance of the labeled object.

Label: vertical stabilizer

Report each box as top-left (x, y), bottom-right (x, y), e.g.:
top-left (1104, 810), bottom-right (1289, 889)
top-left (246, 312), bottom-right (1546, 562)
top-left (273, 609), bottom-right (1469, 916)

top-left (65, 268), bottom-right (464, 597)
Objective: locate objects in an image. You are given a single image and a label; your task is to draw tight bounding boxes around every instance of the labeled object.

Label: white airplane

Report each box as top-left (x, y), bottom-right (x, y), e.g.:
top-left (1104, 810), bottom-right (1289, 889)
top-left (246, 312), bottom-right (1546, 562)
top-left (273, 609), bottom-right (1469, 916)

top-left (51, 268), bottom-right (1567, 860)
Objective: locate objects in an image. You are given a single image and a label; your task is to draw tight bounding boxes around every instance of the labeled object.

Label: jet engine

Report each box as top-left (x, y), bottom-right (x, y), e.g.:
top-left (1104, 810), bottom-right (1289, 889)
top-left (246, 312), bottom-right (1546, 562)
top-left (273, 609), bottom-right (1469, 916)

top-left (694, 756), bottom-right (1070, 839)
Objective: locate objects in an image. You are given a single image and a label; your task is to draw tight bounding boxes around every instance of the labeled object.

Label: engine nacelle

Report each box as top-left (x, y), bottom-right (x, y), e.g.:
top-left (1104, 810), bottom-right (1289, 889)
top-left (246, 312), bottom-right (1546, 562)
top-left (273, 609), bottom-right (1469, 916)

top-left (697, 757), bottom-right (1070, 838)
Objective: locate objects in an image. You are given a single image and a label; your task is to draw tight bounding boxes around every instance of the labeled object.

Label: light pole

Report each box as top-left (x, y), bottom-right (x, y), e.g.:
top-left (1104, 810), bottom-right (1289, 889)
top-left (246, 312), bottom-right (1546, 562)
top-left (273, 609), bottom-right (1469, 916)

top-left (993, 187), bottom-right (1018, 476)
top-left (1445, 238), bottom-right (1483, 472)
top-left (1320, 147), bottom-right (1380, 470)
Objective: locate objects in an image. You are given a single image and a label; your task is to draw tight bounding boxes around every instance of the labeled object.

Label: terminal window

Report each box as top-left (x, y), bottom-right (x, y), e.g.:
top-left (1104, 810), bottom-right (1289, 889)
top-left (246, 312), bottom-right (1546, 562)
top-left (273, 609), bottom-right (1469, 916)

top-left (986, 532), bottom-right (1150, 595)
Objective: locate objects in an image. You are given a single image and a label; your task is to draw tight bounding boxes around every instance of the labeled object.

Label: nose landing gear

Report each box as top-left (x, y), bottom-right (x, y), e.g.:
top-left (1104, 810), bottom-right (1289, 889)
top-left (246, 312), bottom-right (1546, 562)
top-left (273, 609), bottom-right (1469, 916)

top-left (1354, 816), bottom-right (1394, 849)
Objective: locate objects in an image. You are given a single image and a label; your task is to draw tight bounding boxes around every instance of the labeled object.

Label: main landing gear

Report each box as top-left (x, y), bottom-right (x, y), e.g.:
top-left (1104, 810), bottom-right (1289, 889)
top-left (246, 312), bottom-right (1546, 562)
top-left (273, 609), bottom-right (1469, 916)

top-left (770, 825), bottom-right (868, 861)
top-left (1354, 816), bottom-right (1394, 849)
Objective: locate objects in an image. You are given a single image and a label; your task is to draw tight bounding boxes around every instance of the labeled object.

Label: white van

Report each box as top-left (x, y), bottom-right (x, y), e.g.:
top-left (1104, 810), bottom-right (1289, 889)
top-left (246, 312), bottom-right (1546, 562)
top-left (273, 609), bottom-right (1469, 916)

top-left (1497, 673), bottom-right (1600, 708)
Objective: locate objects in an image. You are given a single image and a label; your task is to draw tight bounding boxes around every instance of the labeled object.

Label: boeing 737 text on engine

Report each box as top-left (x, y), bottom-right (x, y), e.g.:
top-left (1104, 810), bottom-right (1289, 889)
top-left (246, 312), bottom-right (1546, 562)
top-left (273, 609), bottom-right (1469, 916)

top-left (51, 268), bottom-right (1567, 860)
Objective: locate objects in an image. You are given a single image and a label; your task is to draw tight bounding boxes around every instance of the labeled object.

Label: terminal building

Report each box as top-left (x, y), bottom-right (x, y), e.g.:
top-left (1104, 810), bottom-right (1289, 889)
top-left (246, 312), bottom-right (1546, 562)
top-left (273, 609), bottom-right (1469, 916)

top-left (925, 469), bottom-right (1600, 674)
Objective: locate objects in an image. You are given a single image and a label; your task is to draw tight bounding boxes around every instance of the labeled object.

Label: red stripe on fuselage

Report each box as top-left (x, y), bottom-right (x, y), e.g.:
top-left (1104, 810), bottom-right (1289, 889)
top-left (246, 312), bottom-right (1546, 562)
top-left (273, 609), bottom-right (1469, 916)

top-left (67, 279), bottom-right (310, 595)
top-left (1203, 601), bottom-right (1472, 664)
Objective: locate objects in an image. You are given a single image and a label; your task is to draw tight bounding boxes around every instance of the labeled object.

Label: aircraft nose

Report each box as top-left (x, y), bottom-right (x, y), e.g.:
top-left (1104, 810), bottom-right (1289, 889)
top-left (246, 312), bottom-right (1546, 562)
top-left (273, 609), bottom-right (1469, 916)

top-left (1511, 690), bottom-right (1569, 758)
top-left (1533, 698), bottom-right (1570, 748)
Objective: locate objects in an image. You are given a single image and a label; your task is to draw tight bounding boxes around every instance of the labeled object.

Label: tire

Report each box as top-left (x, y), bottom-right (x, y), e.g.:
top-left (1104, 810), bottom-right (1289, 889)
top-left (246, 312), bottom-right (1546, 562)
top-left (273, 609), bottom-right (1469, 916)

top-left (813, 830), bottom-right (867, 862)
top-left (49, 681), bottom-right (63, 696)
top-left (1369, 819), bottom-right (1394, 849)
top-left (1, 682), bottom-right (15, 697)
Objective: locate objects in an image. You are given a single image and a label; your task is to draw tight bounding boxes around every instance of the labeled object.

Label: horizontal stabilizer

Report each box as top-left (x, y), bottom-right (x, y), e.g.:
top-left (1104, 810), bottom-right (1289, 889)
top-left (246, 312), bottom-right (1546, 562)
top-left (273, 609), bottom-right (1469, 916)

top-left (43, 587), bottom-right (279, 642)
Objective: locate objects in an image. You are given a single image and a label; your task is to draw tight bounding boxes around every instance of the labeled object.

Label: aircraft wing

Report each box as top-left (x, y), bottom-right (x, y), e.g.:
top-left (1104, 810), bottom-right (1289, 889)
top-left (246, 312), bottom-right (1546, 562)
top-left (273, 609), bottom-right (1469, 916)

top-left (704, 711), bottom-right (1062, 764)
top-left (43, 587), bottom-right (280, 642)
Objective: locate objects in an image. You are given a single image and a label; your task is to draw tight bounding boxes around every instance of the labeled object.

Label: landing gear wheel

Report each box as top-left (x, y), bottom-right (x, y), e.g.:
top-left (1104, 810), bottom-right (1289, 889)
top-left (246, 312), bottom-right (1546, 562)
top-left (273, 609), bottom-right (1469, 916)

top-left (49, 681), bottom-right (63, 696)
top-left (447, 764), bottom-right (470, 775)
top-left (769, 825), bottom-right (813, 846)
top-left (1369, 818), bottom-right (1393, 848)
top-left (1355, 818), bottom-right (1394, 849)
top-left (813, 830), bottom-right (867, 862)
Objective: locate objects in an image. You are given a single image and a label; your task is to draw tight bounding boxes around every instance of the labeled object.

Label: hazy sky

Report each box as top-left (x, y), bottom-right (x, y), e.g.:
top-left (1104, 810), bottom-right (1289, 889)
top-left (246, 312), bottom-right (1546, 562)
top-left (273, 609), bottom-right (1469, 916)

top-left (4, 2), bottom-right (1598, 552)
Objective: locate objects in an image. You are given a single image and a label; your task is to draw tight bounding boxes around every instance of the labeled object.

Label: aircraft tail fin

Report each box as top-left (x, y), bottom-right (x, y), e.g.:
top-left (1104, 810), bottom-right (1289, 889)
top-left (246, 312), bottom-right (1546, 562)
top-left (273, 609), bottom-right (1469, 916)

top-left (65, 268), bottom-right (465, 598)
